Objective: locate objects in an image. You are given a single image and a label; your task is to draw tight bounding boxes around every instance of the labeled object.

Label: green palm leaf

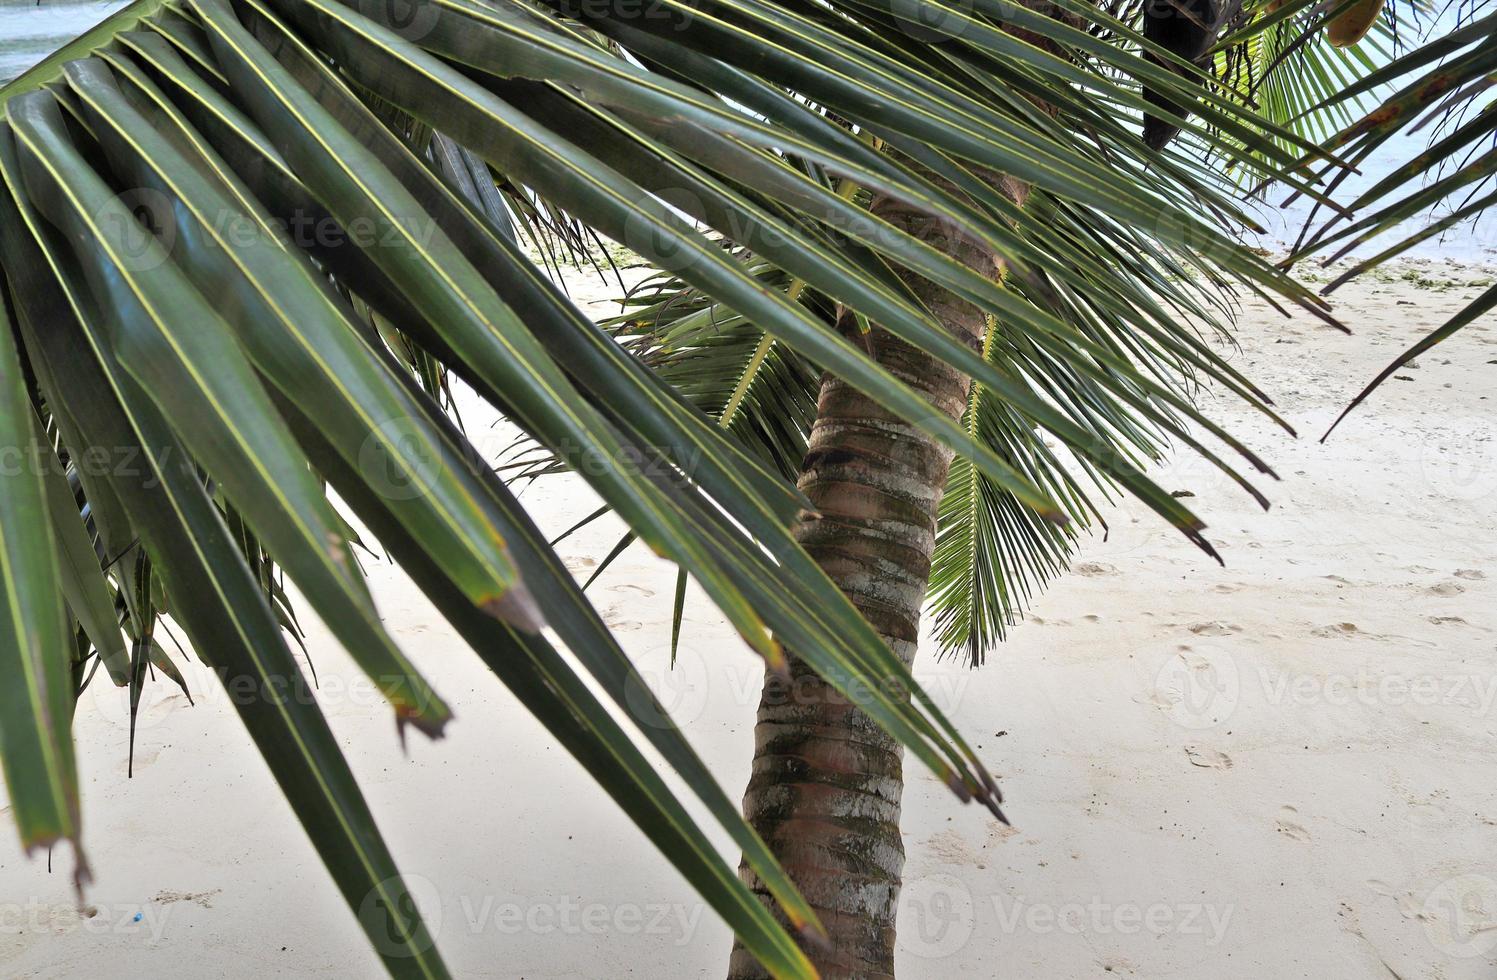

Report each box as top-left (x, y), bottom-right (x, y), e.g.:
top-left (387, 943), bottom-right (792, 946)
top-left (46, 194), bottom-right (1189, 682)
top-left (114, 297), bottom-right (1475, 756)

top-left (0, 257), bottom-right (81, 869)
top-left (1268, 6), bottom-right (1497, 433)
top-left (1, 0), bottom-right (1457, 973)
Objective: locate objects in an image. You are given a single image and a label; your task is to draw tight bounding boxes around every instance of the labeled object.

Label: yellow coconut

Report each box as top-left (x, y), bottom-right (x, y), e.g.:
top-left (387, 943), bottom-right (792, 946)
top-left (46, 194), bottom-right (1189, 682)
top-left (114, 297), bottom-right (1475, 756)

top-left (1327, 0), bottom-right (1384, 47)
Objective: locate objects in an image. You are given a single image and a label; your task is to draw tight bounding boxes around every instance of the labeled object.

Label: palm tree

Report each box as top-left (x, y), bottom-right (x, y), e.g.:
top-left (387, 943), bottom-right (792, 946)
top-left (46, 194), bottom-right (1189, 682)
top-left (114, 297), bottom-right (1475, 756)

top-left (0, 0), bottom-right (1483, 976)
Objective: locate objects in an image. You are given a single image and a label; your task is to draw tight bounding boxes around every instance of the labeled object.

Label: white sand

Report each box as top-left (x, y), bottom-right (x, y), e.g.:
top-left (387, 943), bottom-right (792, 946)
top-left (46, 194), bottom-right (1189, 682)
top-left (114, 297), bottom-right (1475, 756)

top-left (2, 261), bottom-right (1495, 979)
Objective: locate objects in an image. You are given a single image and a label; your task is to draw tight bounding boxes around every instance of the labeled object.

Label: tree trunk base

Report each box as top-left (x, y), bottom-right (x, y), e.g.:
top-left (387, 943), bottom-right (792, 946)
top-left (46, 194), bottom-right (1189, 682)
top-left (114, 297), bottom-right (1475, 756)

top-left (730, 189), bottom-right (1000, 979)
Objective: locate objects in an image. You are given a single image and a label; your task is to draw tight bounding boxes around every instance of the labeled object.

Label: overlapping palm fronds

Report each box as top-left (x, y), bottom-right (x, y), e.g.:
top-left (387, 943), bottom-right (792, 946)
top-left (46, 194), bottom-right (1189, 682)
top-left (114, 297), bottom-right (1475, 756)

top-left (0, 0), bottom-right (1414, 975)
top-left (1208, 0), bottom-right (1399, 163)
top-left (1277, 2), bottom-right (1497, 433)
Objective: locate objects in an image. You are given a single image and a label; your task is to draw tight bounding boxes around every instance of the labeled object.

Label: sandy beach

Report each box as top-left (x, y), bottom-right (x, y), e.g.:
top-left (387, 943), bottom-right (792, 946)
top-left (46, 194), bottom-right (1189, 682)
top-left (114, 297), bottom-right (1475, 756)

top-left (1, 256), bottom-right (1494, 979)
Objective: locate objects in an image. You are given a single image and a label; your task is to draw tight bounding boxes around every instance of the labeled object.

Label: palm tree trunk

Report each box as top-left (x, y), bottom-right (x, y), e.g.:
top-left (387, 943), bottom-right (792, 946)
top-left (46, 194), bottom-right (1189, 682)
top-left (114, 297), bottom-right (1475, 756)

top-left (729, 188), bottom-right (1013, 979)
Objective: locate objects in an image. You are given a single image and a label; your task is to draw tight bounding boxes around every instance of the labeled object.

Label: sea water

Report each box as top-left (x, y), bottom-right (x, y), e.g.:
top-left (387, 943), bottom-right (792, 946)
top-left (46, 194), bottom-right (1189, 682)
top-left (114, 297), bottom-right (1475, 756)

top-left (1, 1), bottom-right (128, 87)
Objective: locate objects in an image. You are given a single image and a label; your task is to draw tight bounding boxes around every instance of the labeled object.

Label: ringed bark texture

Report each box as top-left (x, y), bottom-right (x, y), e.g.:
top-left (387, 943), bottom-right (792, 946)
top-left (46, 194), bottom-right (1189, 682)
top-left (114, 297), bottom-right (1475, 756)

top-left (728, 188), bottom-right (1007, 980)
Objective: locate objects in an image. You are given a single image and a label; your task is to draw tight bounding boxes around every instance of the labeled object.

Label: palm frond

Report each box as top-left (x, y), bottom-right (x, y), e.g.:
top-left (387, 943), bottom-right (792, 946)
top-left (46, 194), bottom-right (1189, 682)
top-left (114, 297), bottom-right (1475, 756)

top-left (1281, 5), bottom-right (1497, 434)
top-left (0, 0), bottom-right (1392, 971)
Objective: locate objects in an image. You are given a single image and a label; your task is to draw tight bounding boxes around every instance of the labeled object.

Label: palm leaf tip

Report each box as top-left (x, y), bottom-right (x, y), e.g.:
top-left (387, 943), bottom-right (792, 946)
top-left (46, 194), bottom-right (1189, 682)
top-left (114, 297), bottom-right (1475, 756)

top-left (480, 578), bottom-right (546, 633)
top-left (3, 0), bottom-right (1465, 969)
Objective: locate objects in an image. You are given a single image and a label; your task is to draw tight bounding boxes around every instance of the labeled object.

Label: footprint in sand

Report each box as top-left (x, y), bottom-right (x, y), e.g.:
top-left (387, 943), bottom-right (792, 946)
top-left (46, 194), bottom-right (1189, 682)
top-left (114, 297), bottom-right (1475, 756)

top-left (986, 822), bottom-right (1021, 846)
top-left (1188, 621), bottom-right (1241, 637)
top-left (125, 746), bottom-right (162, 773)
top-left (923, 828), bottom-right (979, 864)
top-left (1184, 746), bottom-right (1233, 770)
top-left (607, 583), bottom-right (655, 597)
top-left (1312, 622), bottom-right (1361, 638)
top-left (153, 889), bottom-right (221, 909)
top-left (1408, 799), bottom-right (1450, 830)
top-left (1429, 581), bottom-right (1466, 596)
top-left (1455, 569), bottom-right (1486, 580)
top-left (1135, 687), bottom-right (1176, 711)
top-left (1097, 957), bottom-right (1138, 975)
top-left (1276, 806), bottom-right (1312, 842)
top-left (1074, 562), bottom-right (1118, 577)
